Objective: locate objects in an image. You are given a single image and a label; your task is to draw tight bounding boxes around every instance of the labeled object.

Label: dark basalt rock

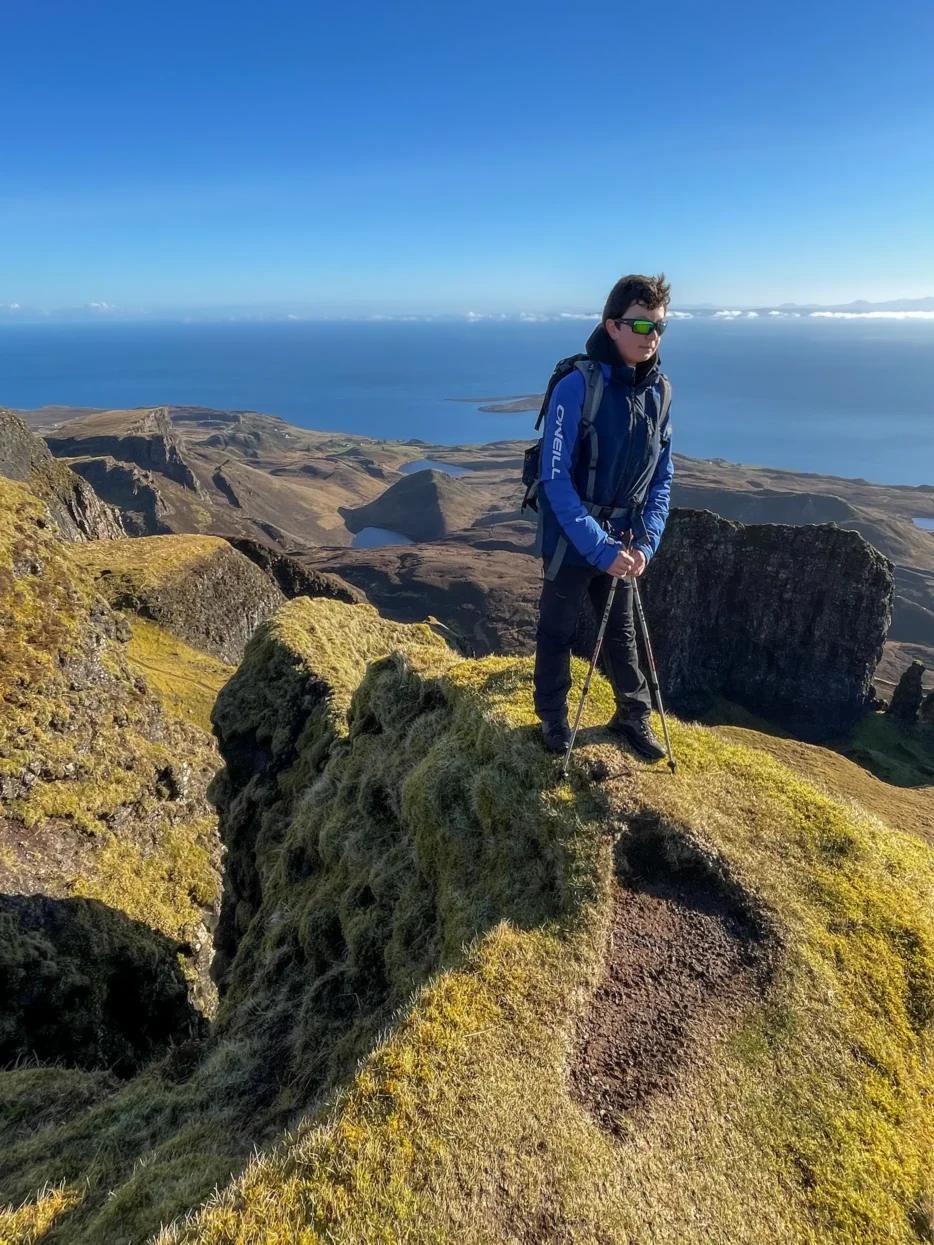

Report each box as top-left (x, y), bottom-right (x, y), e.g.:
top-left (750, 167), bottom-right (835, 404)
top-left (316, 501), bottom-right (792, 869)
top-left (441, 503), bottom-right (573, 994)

top-left (633, 510), bottom-right (893, 738)
top-left (887, 660), bottom-right (926, 724)
top-left (226, 536), bottom-right (364, 605)
top-left (67, 455), bottom-right (173, 535)
top-left (0, 894), bottom-right (206, 1076)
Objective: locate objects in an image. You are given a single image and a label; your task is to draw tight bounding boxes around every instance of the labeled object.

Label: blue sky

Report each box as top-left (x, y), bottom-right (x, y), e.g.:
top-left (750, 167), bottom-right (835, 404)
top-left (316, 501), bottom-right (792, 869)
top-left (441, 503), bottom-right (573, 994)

top-left (2, 0), bottom-right (933, 313)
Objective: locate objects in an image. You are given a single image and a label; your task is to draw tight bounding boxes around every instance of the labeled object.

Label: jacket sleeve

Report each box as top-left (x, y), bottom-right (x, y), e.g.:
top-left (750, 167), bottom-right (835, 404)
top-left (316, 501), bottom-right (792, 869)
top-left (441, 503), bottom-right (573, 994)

top-left (540, 372), bottom-right (619, 572)
top-left (633, 410), bottom-right (673, 563)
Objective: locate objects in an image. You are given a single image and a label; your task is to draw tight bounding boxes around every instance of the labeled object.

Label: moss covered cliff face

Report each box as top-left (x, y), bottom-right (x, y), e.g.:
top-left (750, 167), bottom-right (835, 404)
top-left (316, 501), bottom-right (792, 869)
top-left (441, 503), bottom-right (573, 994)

top-left (0, 407), bottom-right (125, 542)
top-left (1, 595), bottom-right (932, 1244)
top-left (0, 476), bottom-right (222, 1017)
top-left (70, 534), bottom-right (284, 665)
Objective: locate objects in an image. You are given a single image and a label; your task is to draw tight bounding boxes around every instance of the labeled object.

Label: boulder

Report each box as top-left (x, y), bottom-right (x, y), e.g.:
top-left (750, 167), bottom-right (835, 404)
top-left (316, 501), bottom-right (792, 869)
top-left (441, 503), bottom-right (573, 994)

top-left (887, 660), bottom-right (926, 724)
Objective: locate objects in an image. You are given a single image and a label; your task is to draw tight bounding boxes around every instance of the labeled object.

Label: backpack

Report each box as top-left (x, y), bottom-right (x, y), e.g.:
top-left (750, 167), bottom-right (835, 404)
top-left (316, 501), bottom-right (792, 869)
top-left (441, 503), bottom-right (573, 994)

top-left (520, 355), bottom-right (603, 513)
top-left (520, 356), bottom-right (672, 513)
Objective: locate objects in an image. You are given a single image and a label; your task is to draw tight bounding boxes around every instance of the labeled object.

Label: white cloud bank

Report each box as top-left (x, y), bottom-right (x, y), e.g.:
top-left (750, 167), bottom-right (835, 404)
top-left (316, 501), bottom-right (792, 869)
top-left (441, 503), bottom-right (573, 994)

top-left (810, 310), bottom-right (934, 320)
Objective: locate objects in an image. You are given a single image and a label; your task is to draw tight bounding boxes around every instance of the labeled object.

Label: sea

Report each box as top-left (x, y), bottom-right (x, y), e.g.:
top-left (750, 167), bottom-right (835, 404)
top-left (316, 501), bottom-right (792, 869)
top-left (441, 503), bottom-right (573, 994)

top-left (0, 316), bottom-right (932, 487)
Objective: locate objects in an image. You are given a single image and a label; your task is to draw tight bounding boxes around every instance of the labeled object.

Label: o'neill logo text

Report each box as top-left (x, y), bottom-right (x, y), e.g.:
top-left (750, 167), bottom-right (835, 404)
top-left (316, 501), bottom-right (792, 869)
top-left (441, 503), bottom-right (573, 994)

top-left (551, 405), bottom-right (564, 478)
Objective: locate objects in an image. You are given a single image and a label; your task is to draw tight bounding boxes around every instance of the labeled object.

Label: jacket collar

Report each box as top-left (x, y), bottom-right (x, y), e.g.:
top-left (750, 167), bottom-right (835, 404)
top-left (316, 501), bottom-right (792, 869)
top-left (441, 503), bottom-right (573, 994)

top-left (585, 323), bottom-right (660, 389)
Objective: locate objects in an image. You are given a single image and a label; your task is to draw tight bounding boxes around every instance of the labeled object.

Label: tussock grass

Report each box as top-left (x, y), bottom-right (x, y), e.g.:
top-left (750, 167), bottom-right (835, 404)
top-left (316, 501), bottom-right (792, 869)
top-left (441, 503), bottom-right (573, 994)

top-left (1, 598), bottom-right (932, 1244)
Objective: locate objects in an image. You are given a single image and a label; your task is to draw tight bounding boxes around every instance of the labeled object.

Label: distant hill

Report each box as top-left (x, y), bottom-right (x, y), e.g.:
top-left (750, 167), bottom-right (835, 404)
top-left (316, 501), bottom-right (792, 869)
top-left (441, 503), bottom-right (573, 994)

top-left (341, 468), bottom-right (484, 541)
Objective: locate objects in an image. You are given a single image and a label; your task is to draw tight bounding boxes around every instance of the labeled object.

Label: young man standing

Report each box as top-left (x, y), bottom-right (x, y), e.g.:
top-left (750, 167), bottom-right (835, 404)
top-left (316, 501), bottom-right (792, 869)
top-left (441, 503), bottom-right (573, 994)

top-left (534, 273), bottom-right (673, 759)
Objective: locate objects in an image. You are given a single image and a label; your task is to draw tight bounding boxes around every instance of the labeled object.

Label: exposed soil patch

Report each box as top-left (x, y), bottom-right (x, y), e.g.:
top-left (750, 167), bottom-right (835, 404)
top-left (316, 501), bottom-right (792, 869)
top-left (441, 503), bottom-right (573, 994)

top-left (571, 823), bottom-right (775, 1132)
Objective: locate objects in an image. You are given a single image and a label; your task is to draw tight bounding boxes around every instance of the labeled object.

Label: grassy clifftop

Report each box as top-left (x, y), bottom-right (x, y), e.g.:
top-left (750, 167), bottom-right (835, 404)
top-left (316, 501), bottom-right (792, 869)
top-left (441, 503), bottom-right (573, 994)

top-left (1, 596), bottom-right (932, 1243)
top-left (70, 534), bottom-right (284, 664)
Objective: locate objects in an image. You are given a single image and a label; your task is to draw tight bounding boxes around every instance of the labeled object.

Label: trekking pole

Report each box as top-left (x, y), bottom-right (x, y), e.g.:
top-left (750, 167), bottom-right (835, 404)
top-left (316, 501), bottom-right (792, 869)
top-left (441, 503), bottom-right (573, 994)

top-left (631, 577), bottom-right (677, 774)
top-left (561, 576), bottom-right (619, 778)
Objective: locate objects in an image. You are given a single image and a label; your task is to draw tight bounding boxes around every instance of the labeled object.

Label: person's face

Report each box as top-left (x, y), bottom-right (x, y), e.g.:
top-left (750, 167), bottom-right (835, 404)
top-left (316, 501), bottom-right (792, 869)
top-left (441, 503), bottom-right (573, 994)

top-left (606, 302), bottom-right (666, 367)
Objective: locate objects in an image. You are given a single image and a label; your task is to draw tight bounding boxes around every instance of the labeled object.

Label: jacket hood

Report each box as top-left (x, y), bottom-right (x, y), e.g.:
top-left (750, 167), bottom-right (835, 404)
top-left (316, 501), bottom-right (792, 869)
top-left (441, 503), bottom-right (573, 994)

top-left (585, 323), bottom-right (659, 386)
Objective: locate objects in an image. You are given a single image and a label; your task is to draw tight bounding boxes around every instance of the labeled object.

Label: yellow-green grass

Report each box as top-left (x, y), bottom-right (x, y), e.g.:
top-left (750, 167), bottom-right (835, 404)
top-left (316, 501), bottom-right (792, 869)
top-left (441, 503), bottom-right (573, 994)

top-left (0, 476), bottom-right (221, 985)
top-left (68, 534), bottom-right (231, 598)
top-left (1, 598), bottom-right (932, 1244)
top-left (45, 407), bottom-right (152, 438)
top-left (714, 725), bottom-right (934, 847)
top-left (125, 617), bottom-right (235, 733)
top-left (836, 709), bottom-right (934, 788)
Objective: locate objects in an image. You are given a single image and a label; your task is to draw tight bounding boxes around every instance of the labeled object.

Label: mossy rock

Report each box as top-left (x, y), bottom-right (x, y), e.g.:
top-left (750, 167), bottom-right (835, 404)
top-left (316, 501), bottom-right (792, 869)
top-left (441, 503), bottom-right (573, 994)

top-left (70, 534), bottom-right (284, 664)
top-left (0, 894), bottom-right (206, 1076)
top-left (208, 596), bottom-right (456, 991)
top-left (0, 406), bottom-right (124, 541)
top-left (0, 477), bottom-right (222, 1015)
top-left (0, 597), bottom-right (931, 1243)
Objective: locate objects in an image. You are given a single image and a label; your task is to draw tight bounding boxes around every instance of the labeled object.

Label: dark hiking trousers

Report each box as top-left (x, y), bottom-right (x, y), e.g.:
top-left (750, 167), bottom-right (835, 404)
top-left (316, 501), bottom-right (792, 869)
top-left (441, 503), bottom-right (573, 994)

top-left (533, 562), bottom-right (652, 722)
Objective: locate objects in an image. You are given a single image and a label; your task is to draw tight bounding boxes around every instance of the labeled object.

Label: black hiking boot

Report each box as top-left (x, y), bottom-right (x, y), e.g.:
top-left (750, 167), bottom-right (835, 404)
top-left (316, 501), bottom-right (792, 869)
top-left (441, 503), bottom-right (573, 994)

top-left (541, 715), bottom-right (571, 753)
top-left (607, 712), bottom-right (666, 761)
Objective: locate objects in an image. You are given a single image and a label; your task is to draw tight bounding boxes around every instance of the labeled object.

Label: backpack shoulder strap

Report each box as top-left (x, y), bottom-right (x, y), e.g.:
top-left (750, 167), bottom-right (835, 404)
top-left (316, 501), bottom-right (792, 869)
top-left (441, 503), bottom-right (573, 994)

top-left (534, 353), bottom-right (589, 431)
top-left (657, 374), bottom-right (672, 427)
top-left (575, 359), bottom-right (604, 503)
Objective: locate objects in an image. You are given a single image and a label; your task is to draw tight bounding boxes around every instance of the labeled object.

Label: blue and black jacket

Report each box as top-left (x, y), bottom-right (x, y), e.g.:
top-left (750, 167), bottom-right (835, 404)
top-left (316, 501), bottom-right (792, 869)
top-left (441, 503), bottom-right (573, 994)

top-left (538, 325), bottom-right (673, 573)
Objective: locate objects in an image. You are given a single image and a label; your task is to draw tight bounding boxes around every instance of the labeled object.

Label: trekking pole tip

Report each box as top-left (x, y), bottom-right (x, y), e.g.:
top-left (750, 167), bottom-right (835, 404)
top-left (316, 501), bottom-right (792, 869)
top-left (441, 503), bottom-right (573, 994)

top-left (668, 760), bottom-right (677, 775)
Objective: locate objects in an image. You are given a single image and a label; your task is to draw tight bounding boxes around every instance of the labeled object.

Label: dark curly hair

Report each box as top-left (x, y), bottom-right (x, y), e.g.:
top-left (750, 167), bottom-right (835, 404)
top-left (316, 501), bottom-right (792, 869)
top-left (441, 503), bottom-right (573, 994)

top-left (602, 273), bottom-right (671, 324)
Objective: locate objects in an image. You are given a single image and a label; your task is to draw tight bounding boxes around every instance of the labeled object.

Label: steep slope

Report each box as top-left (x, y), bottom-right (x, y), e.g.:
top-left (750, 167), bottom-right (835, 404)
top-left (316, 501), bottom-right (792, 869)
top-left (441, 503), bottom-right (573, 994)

top-left (0, 476), bottom-right (223, 1016)
top-left (1, 600), bottom-right (932, 1244)
top-left (0, 407), bottom-right (124, 541)
top-left (70, 534), bottom-right (284, 664)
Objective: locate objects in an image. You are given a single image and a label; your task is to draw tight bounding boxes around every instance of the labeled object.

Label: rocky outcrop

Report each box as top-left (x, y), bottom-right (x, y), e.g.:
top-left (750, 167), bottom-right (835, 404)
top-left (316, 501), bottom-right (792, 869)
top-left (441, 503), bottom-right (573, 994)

top-left (0, 476), bottom-right (221, 1015)
top-left (670, 478), bottom-right (934, 655)
top-left (0, 407), bottom-right (125, 541)
top-left (308, 509), bottom-right (894, 737)
top-left (887, 660), bottom-right (926, 723)
top-left (634, 510), bottom-right (893, 737)
top-left (208, 598), bottom-right (453, 992)
top-left (67, 455), bottom-right (173, 535)
top-left (227, 536), bottom-right (367, 604)
top-left (47, 406), bottom-right (208, 497)
top-left (72, 535), bottom-right (285, 664)
top-left (0, 895), bottom-right (206, 1075)
top-left (341, 468), bottom-right (483, 541)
